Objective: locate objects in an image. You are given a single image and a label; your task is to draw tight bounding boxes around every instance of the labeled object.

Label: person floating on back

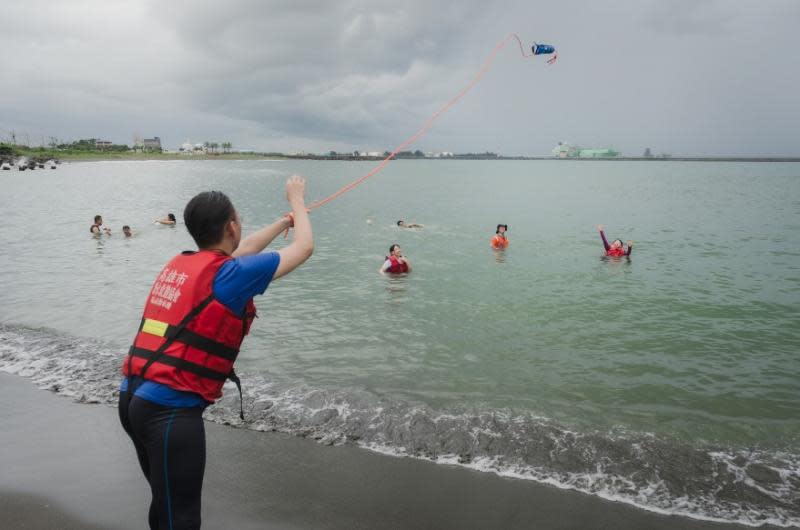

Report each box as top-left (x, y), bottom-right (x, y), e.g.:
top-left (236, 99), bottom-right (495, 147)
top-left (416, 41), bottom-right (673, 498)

top-left (90, 214), bottom-right (112, 236)
top-left (491, 224), bottom-right (509, 249)
top-left (397, 220), bottom-right (423, 229)
top-left (597, 225), bottom-right (633, 257)
top-left (380, 244), bottom-right (411, 274)
top-left (154, 213), bottom-right (177, 225)
top-left (119, 176), bottom-right (313, 529)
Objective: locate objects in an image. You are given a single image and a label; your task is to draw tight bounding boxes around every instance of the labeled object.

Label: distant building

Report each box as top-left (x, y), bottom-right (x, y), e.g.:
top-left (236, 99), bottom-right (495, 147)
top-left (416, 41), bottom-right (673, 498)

top-left (142, 137), bottom-right (162, 151)
top-left (578, 148), bottom-right (620, 158)
top-left (552, 142), bottom-right (579, 158)
top-left (95, 139), bottom-right (113, 149)
top-left (552, 142), bottom-right (620, 158)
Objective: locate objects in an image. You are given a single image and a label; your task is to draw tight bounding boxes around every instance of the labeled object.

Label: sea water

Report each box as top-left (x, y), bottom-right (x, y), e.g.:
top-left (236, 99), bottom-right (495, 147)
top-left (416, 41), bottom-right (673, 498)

top-left (1, 159), bottom-right (798, 526)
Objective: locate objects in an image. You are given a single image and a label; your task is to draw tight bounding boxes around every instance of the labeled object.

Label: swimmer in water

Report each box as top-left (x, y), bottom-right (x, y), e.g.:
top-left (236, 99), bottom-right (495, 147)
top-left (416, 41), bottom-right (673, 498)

top-left (397, 220), bottom-right (423, 229)
top-left (90, 214), bottom-right (112, 236)
top-left (597, 225), bottom-right (633, 257)
top-left (380, 244), bottom-right (411, 274)
top-left (491, 224), bottom-right (509, 249)
top-left (122, 225), bottom-right (133, 237)
top-left (154, 213), bottom-right (177, 225)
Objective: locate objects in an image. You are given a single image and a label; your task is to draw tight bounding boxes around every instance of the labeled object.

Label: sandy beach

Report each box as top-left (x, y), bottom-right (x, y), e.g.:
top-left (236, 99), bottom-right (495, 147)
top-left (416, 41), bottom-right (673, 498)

top-left (0, 373), bottom-right (778, 530)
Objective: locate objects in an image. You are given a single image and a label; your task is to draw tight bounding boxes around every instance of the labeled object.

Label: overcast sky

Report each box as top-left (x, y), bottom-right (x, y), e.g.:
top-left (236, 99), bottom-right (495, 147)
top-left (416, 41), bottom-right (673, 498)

top-left (1, 0), bottom-right (798, 156)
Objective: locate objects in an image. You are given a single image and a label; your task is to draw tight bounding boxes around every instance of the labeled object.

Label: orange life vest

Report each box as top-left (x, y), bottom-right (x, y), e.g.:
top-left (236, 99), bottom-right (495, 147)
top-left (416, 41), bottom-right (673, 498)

top-left (122, 250), bottom-right (256, 403)
top-left (491, 235), bottom-right (509, 249)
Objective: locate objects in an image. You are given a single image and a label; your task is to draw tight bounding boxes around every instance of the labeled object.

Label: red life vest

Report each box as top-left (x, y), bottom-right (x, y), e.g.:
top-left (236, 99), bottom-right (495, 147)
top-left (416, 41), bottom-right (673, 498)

top-left (385, 255), bottom-right (409, 274)
top-left (122, 250), bottom-right (256, 402)
top-left (607, 247), bottom-right (626, 257)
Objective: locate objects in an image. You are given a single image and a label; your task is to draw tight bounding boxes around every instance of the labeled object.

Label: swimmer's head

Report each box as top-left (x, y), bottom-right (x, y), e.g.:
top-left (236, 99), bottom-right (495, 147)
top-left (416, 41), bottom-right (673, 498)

top-left (184, 191), bottom-right (238, 249)
top-left (496, 224), bottom-right (508, 234)
top-left (397, 220), bottom-right (405, 227)
top-left (94, 215), bottom-right (103, 224)
top-left (168, 213), bottom-right (176, 222)
top-left (389, 243), bottom-right (402, 256)
top-left (611, 239), bottom-right (623, 249)
top-left (122, 225), bottom-right (132, 237)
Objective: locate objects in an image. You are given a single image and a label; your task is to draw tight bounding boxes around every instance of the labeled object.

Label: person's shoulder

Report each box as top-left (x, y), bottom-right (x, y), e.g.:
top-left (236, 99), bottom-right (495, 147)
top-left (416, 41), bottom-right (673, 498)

top-left (227, 251), bottom-right (281, 273)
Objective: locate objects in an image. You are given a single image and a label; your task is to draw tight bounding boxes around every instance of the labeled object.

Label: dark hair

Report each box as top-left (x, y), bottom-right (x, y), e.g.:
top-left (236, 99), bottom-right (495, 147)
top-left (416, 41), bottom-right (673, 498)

top-left (94, 215), bottom-right (102, 223)
top-left (397, 220), bottom-right (404, 226)
top-left (496, 224), bottom-right (508, 234)
top-left (184, 191), bottom-right (236, 248)
top-left (168, 213), bottom-right (176, 222)
top-left (122, 225), bottom-right (130, 230)
top-left (389, 243), bottom-right (400, 253)
top-left (613, 239), bottom-right (623, 246)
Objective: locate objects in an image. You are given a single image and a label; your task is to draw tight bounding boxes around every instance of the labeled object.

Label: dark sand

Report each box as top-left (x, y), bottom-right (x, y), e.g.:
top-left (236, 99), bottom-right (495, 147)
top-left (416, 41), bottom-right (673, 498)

top-left (0, 373), bottom-right (775, 529)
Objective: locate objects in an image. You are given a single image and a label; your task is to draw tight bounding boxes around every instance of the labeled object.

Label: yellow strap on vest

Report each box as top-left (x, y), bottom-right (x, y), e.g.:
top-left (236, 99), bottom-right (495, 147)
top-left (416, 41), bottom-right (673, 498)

top-left (141, 318), bottom-right (169, 338)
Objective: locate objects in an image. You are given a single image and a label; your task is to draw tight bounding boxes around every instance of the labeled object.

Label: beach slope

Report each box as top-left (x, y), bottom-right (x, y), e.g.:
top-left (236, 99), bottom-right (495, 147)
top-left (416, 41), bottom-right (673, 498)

top-left (0, 373), bottom-right (774, 529)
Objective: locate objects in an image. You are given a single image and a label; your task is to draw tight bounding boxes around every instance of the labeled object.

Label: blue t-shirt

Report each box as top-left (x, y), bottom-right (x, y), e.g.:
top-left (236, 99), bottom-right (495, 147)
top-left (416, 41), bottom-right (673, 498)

top-left (121, 251), bottom-right (281, 407)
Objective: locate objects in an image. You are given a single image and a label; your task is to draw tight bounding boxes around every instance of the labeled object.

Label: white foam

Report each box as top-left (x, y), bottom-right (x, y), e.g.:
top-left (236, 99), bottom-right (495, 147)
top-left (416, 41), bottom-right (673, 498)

top-left (1, 323), bottom-right (798, 528)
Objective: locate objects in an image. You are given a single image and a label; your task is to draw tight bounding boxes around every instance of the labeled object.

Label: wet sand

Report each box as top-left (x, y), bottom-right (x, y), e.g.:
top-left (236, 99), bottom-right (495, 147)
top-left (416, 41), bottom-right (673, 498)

top-left (0, 373), bottom-right (775, 529)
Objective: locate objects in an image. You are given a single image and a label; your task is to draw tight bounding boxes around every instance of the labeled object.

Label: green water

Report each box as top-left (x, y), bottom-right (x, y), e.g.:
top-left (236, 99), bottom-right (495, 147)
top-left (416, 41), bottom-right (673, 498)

top-left (1, 160), bottom-right (799, 524)
top-left (1, 160), bottom-right (798, 445)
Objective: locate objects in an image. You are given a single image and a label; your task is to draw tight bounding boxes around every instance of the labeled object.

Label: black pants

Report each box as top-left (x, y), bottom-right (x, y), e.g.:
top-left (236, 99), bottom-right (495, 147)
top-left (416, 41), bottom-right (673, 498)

top-left (118, 387), bottom-right (206, 530)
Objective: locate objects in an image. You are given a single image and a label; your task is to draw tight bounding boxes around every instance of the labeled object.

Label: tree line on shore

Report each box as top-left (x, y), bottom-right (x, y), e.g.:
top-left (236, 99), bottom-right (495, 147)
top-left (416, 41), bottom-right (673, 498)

top-left (0, 138), bottom-right (236, 160)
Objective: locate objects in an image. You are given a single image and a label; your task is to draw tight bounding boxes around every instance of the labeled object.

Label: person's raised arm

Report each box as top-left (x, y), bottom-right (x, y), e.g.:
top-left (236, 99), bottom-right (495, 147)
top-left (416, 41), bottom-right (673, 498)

top-left (232, 216), bottom-right (293, 258)
top-left (273, 175), bottom-right (313, 280)
top-left (626, 240), bottom-right (634, 257)
top-left (597, 224), bottom-right (610, 251)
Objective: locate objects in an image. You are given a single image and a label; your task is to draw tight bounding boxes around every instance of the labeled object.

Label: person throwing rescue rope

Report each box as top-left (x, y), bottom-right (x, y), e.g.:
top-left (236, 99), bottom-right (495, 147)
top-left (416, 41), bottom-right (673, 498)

top-left (118, 176), bottom-right (313, 529)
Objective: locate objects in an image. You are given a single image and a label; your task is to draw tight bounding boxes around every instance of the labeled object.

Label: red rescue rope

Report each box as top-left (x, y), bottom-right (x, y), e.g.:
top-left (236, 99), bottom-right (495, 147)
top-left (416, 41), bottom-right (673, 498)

top-left (283, 33), bottom-right (554, 234)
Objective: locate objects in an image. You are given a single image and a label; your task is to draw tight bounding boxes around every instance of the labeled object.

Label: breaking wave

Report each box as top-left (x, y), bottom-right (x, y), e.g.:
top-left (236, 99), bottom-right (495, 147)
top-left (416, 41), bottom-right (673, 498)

top-left (1, 323), bottom-right (797, 527)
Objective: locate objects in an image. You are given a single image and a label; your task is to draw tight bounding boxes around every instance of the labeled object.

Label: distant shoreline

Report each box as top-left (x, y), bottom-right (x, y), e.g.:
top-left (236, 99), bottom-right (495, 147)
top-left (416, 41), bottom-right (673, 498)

top-left (283, 155), bottom-right (800, 162)
top-left (5, 150), bottom-right (800, 164)
top-left (62, 155), bottom-right (800, 162)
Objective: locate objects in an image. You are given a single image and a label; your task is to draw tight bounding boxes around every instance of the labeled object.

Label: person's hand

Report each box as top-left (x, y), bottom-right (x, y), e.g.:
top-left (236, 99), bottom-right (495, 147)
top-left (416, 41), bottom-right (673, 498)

top-left (597, 224), bottom-right (603, 232)
top-left (285, 175), bottom-right (306, 208)
top-left (626, 240), bottom-right (634, 246)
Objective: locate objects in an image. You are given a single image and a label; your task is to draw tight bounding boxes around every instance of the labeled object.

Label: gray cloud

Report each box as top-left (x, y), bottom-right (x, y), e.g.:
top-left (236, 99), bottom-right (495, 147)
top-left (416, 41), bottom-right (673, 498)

top-left (1, 0), bottom-right (798, 155)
